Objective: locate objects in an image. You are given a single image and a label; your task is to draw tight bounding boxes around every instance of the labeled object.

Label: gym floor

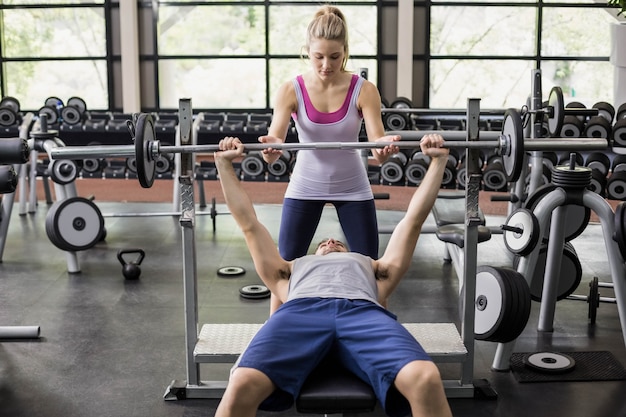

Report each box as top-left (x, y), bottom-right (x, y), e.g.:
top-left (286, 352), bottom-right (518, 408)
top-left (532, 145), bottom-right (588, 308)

top-left (1, 178), bottom-right (625, 417)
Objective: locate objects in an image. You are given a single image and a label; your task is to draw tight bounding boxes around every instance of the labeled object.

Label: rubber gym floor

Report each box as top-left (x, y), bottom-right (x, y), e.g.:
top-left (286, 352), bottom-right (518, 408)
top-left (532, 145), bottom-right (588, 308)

top-left (1, 178), bottom-right (625, 417)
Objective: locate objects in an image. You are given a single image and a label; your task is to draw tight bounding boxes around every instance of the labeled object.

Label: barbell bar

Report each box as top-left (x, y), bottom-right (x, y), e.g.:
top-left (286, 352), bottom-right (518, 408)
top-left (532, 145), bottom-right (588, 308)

top-left (48, 108), bottom-right (608, 189)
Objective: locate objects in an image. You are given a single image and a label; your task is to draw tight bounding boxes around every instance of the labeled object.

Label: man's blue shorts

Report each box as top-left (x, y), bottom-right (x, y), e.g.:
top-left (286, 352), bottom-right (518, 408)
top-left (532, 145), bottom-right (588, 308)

top-left (236, 297), bottom-right (432, 417)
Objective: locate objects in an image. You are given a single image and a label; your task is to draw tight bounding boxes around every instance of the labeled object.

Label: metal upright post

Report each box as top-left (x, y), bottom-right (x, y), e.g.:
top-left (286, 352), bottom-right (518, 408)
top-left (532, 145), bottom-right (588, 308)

top-left (460, 98), bottom-right (481, 387)
top-left (527, 69), bottom-right (546, 198)
top-left (178, 99), bottom-right (201, 387)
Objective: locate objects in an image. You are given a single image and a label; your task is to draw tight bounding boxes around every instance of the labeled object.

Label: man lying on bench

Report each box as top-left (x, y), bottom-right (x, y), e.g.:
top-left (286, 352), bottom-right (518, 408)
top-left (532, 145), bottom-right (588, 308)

top-left (214, 135), bottom-right (452, 417)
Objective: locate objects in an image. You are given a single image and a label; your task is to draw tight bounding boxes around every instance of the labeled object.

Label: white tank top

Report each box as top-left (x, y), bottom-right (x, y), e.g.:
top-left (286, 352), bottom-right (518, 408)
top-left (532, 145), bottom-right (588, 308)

top-left (287, 252), bottom-right (380, 306)
top-left (285, 74), bottom-right (373, 201)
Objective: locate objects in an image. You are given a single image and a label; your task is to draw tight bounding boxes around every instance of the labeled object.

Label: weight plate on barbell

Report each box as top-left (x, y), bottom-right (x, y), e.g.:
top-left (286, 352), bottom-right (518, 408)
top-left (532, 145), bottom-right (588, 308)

top-left (134, 113), bottom-right (157, 188)
top-left (501, 108), bottom-right (524, 183)
top-left (217, 266), bottom-right (246, 277)
top-left (45, 197), bottom-right (105, 252)
top-left (547, 86), bottom-right (564, 137)
top-left (524, 352), bottom-right (576, 374)
top-left (503, 208), bottom-right (540, 256)
top-left (239, 284), bottom-right (270, 299)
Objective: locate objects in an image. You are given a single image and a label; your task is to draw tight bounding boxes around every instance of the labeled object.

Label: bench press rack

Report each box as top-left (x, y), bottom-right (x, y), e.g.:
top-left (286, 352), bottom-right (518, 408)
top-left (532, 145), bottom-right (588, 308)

top-left (161, 98), bottom-right (488, 412)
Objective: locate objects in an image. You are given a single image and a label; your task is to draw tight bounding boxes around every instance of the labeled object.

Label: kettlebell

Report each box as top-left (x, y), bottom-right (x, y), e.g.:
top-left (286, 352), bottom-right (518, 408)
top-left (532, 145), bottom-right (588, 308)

top-left (117, 248), bottom-right (145, 280)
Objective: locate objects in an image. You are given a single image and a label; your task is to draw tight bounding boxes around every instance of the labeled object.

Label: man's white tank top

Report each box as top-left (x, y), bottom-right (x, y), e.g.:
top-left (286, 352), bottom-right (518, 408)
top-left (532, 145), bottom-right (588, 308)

top-left (287, 252), bottom-right (380, 307)
top-left (285, 74), bottom-right (373, 201)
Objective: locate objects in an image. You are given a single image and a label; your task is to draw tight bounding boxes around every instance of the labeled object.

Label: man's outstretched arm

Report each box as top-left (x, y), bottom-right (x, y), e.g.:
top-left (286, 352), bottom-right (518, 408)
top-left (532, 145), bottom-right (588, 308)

top-left (376, 134), bottom-right (449, 301)
top-left (214, 137), bottom-right (291, 298)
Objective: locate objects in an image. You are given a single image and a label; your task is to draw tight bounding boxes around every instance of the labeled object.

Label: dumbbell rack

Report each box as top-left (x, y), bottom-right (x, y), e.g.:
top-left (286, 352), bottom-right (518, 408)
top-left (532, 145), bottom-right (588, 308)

top-left (492, 162), bottom-right (626, 370)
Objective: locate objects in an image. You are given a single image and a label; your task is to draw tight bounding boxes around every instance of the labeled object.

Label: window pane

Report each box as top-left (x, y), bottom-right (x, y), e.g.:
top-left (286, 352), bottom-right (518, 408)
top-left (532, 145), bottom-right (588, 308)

top-left (541, 8), bottom-right (613, 57)
top-left (430, 59), bottom-right (535, 108)
top-left (158, 5), bottom-right (265, 56)
top-left (2, 0), bottom-right (103, 4)
top-left (541, 60), bottom-right (614, 106)
top-left (431, 6), bottom-right (537, 56)
top-left (5, 60), bottom-right (108, 110)
top-left (158, 59), bottom-right (266, 109)
top-left (2, 7), bottom-right (106, 58)
top-left (269, 59), bottom-right (310, 106)
top-left (269, 5), bottom-right (376, 56)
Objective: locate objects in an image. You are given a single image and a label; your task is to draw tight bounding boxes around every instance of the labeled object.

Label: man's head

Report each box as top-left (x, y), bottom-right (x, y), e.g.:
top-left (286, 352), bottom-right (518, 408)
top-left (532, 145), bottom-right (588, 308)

top-left (314, 238), bottom-right (349, 256)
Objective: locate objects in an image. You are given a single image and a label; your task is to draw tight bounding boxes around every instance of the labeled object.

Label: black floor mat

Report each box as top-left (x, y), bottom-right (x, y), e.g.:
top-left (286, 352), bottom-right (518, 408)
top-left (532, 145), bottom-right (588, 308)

top-left (510, 351), bottom-right (626, 383)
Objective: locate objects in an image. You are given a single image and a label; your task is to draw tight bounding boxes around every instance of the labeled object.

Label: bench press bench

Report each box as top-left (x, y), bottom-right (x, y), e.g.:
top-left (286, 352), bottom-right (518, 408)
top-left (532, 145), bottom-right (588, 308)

top-left (181, 322), bottom-right (468, 415)
top-left (432, 191), bottom-right (492, 286)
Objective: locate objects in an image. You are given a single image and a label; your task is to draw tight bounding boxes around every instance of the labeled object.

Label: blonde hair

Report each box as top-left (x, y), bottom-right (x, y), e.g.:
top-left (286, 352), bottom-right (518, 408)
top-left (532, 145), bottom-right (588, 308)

top-left (305, 5), bottom-right (349, 71)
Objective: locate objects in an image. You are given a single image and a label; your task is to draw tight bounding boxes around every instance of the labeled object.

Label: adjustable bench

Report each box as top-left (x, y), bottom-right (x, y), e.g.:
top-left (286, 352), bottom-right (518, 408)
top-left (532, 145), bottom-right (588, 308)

top-left (431, 191), bottom-right (492, 286)
top-left (183, 322), bottom-right (470, 415)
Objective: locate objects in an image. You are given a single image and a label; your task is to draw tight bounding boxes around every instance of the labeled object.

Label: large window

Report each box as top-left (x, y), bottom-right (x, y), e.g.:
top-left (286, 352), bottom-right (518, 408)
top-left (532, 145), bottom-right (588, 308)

top-left (0, 1), bottom-right (109, 111)
top-left (0, 1), bottom-right (619, 112)
top-left (154, 1), bottom-right (378, 110)
top-left (429, 1), bottom-right (619, 108)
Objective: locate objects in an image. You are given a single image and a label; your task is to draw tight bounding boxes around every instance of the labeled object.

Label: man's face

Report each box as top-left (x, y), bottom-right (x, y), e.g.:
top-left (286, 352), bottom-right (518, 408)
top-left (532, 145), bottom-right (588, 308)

top-left (315, 238), bottom-right (348, 256)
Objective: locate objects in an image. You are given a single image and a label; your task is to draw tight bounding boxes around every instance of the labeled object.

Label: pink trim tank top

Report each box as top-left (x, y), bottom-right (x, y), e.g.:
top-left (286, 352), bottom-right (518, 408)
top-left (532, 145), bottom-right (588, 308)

top-left (285, 74), bottom-right (373, 201)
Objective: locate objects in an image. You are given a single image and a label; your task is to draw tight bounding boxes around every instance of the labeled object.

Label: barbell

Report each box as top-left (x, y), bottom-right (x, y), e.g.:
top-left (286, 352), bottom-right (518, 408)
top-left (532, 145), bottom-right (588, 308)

top-left (48, 108), bottom-right (608, 189)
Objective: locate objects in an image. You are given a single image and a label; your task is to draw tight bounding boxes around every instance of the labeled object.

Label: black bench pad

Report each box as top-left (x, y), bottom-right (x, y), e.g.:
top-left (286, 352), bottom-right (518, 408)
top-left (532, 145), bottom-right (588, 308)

top-left (296, 362), bottom-right (376, 414)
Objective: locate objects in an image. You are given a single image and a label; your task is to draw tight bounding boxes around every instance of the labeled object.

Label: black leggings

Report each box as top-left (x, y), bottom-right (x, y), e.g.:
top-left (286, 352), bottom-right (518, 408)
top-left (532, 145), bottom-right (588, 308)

top-left (278, 198), bottom-right (379, 260)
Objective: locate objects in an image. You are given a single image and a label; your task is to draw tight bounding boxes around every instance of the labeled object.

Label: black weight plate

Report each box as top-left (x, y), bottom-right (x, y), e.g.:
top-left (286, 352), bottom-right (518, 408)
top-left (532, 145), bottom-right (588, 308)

top-left (239, 284), bottom-right (270, 299)
top-left (612, 119), bottom-right (626, 146)
top-left (501, 108), bottom-right (524, 183)
top-left (390, 96), bottom-right (413, 109)
top-left (217, 266), bottom-right (246, 277)
top-left (474, 266), bottom-right (507, 341)
top-left (38, 105), bottom-right (58, 125)
top-left (583, 116), bottom-right (611, 139)
top-left (0, 107), bottom-right (18, 126)
top-left (0, 96), bottom-right (21, 113)
top-left (67, 96), bottom-right (87, 114)
top-left (134, 113), bottom-right (156, 188)
top-left (592, 101), bottom-right (615, 123)
top-left (380, 159), bottom-right (405, 184)
top-left (524, 352), bottom-right (576, 374)
top-left (45, 96), bottom-right (63, 108)
top-left (524, 183), bottom-right (590, 242)
top-left (241, 152), bottom-right (266, 177)
top-left (496, 268), bottom-right (531, 343)
top-left (588, 276), bottom-right (600, 325)
top-left (48, 159), bottom-right (78, 185)
top-left (503, 209), bottom-right (540, 256)
top-left (61, 106), bottom-right (82, 126)
top-left (526, 242), bottom-right (582, 302)
top-left (45, 197), bottom-right (105, 252)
